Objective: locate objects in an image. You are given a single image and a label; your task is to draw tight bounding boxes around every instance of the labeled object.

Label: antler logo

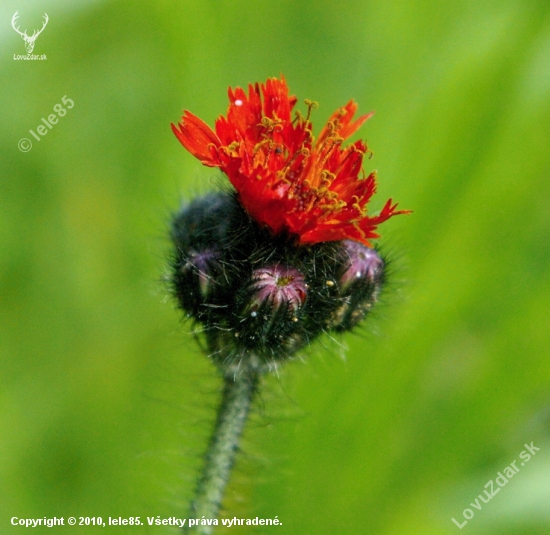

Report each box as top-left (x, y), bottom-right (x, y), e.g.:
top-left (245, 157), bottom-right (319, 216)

top-left (11, 11), bottom-right (49, 54)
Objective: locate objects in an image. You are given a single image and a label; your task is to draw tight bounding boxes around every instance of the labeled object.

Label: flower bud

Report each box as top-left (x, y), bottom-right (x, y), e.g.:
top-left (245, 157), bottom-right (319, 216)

top-left (339, 240), bottom-right (384, 290)
top-left (172, 248), bottom-right (221, 321)
top-left (248, 265), bottom-right (307, 315)
top-left (187, 248), bottom-right (220, 291)
top-left (325, 240), bottom-right (385, 332)
top-left (233, 264), bottom-right (308, 359)
top-left (170, 193), bottom-right (235, 321)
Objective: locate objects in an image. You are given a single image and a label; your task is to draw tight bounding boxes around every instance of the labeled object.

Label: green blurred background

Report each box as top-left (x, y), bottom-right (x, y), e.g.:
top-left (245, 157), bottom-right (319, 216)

top-left (1, 0), bottom-right (550, 533)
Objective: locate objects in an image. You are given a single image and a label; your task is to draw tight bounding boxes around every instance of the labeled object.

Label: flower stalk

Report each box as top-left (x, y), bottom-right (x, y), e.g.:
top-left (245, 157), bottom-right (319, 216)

top-left (185, 368), bottom-right (260, 534)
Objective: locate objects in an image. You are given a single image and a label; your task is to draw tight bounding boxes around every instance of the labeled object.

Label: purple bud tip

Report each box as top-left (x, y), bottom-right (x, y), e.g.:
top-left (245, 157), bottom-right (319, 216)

top-left (249, 265), bottom-right (307, 313)
top-left (182, 249), bottom-right (219, 296)
top-left (340, 240), bottom-right (384, 289)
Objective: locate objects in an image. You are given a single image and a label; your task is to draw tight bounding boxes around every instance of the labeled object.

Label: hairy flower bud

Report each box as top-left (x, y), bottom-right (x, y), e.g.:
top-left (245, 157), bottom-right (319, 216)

top-left (325, 240), bottom-right (385, 332)
top-left (248, 265), bottom-right (307, 315)
top-left (170, 194), bottom-right (230, 322)
top-left (339, 240), bottom-right (384, 290)
top-left (229, 265), bottom-right (308, 360)
top-left (170, 192), bottom-right (389, 369)
top-left (185, 249), bottom-right (220, 294)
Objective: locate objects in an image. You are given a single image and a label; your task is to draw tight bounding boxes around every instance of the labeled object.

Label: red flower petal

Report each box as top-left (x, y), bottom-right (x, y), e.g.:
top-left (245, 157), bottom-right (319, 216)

top-left (171, 111), bottom-right (221, 167)
top-left (172, 76), bottom-right (410, 246)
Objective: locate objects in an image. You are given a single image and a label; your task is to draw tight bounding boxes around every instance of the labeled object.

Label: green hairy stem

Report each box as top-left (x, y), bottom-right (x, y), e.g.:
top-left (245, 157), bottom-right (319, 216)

top-left (184, 368), bottom-right (260, 534)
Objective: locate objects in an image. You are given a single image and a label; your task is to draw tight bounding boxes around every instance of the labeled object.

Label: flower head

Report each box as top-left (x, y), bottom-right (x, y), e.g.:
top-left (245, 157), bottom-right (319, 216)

top-left (172, 76), bottom-right (409, 247)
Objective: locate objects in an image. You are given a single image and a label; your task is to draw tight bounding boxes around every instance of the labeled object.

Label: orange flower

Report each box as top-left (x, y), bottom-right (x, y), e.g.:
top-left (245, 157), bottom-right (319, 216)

top-left (172, 76), bottom-right (409, 246)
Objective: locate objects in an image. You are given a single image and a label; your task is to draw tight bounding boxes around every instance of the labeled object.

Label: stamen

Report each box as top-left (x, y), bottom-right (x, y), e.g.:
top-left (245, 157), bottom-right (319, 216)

top-left (292, 110), bottom-right (304, 125)
top-left (259, 116), bottom-right (284, 133)
top-left (253, 138), bottom-right (272, 154)
top-left (304, 99), bottom-right (319, 121)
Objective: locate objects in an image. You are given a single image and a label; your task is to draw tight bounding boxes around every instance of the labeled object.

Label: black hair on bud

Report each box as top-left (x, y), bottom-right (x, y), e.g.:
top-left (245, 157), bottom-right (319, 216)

top-left (170, 191), bottom-right (385, 372)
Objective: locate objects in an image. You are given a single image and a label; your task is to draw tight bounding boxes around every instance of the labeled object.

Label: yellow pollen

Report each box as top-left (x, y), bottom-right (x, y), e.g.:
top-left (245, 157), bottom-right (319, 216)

top-left (351, 196), bottom-right (362, 211)
top-left (277, 275), bottom-right (294, 287)
top-left (227, 141), bottom-right (239, 152)
top-left (320, 170), bottom-right (335, 188)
